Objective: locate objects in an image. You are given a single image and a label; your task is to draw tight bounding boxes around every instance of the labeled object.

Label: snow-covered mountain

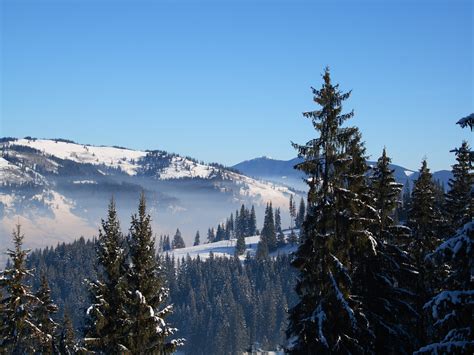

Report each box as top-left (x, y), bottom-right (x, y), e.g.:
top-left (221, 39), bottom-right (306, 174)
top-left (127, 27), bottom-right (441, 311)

top-left (0, 138), bottom-right (299, 262)
top-left (233, 156), bottom-right (452, 191)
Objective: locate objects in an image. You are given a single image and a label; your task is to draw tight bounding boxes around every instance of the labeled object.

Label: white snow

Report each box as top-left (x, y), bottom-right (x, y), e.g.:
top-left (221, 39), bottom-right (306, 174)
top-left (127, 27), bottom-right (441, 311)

top-left (13, 139), bottom-right (147, 175)
top-left (158, 156), bottom-right (215, 180)
top-left (404, 170), bottom-right (415, 177)
top-left (166, 234), bottom-right (297, 262)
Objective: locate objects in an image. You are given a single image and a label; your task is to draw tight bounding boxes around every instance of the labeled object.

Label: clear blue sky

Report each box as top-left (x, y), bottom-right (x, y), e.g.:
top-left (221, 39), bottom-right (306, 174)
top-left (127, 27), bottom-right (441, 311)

top-left (1, 0), bottom-right (472, 171)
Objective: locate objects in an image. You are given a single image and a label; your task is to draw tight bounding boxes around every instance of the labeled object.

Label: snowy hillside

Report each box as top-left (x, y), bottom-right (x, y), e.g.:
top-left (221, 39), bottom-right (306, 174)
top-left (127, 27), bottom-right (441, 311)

top-left (0, 137), bottom-right (300, 263)
top-left (166, 233), bottom-right (298, 261)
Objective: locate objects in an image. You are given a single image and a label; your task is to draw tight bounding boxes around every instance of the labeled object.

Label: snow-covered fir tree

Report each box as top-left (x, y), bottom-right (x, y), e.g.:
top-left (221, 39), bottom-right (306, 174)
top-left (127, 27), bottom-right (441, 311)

top-left (408, 159), bottom-right (444, 344)
top-left (415, 222), bottom-right (474, 354)
top-left (125, 193), bottom-right (183, 353)
top-left (85, 198), bottom-right (130, 352)
top-left (415, 119), bottom-right (474, 354)
top-left (287, 68), bottom-right (373, 353)
top-left (59, 311), bottom-right (80, 355)
top-left (361, 148), bottom-right (419, 353)
top-left (34, 273), bottom-right (59, 354)
top-left (0, 224), bottom-right (45, 353)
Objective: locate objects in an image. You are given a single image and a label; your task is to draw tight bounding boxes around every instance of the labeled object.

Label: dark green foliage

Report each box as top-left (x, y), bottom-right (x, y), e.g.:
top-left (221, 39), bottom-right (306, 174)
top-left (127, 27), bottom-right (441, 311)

top-left (0, 224), bottom-right (44, 354)
top-left (295, 197), bottom-right (305, 229)
top-left (408, 160), bottom-right (442, 290)
top-left (362, 149), bottom-right (419, 353)
top-left (207, 228), bottom-right (215, 243)
top-left (58, 311), bottom-right (79, 354)
top-left (172, 228), bottom-right (186, 249)
top-left (288, 68), bottom-right (373, 353)
top-left (417, 120), bottom-right (474, 353)
top-left (260, 202), bottom-right (277, 252)
top-left (125, 193), bottom-right (182, 353)
top-left (235, 230), bottom-right (247, 256)
top-left (417, 223), bottom-right (474, 354)
top-left (275, 207), bottom-right (286, 247)
top-left (445, 141), bottom-right (473, 233)
top-left (85, 198), bottom-right (129, 352)
top-left (34, 273), bottom-right (59, 354)
top-left (193, 231), bottom-right (201, 246)
top-left (168, 254), bottom-right (297, 354)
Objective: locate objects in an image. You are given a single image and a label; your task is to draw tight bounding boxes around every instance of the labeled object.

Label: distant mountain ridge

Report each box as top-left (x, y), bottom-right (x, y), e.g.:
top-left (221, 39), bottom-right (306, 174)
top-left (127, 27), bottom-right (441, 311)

top-left (233, 156), bottom-right (452, 190)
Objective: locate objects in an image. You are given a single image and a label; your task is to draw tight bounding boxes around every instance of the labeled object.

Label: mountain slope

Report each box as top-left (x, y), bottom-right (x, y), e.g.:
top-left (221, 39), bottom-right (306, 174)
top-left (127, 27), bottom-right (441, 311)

top-left (0, 138), bottom-right (299, 263)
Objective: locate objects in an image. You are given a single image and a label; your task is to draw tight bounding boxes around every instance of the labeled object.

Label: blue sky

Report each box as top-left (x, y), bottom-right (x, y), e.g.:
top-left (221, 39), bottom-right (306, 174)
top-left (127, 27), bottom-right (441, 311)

top-left (1, 0), bottom-right (472, 171)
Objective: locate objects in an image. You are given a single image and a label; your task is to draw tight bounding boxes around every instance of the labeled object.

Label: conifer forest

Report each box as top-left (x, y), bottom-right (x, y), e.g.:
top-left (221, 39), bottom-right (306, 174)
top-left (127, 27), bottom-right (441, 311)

top-left (0, 67), bottom-right (472, 354)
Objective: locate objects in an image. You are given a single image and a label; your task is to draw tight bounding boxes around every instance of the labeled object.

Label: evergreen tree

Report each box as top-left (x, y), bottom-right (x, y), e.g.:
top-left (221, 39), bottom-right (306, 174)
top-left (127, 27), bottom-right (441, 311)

top-left (249, 205), bottom-right (257, 236)
top-left (260, 202), bottom-right (277, 252)
top-left (295, 197), bottom-right (305, 229)
top-left (289, 195), bottom-right (296, 231)
top-left (408, 160), bottom-right (441, 273)
top-left (0, 224), bottom-right (44, 354)
top-left (58, 311), bottom-right (79, 355)
top-left (408, 159), bottom-right (442, 344)
top-left (207, 228), bottom-right (215, 243)
top-left (125, 193), bottom-right (183, 353)
top-left (445, 141), bottom-right (473, 233)
top-left (362, 148), bottom-right (419, 353)
top-left (163, 235), bottom-right (171, 252)
top-left (275, 207), bottom-right (285, 247)
top-left (235, 230), bottom-right (246, 256)
top-left (287, 68), bottom-right (373, 353)
top-left (416, 223), bottom-right (474, 354)
top-left (172, 228), bottom-right (186, 249)
top-left (34, 273), bottom-right (59, 354)
top-left (371, 148), bottom-right (404, 242)
top-left (417, 120), bottom-right (474, 353)
top-left (193, 231), bottom-right (201, 246)
top-left (215, 224), bottom-right (226, 242)
top-left (85, 198), bottom-right (129, 352)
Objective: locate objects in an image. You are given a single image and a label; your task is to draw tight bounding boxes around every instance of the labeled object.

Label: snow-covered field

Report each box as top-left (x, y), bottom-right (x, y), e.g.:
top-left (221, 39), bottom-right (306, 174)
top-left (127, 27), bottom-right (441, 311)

top-left (166, 233), bottom-right (298, 261)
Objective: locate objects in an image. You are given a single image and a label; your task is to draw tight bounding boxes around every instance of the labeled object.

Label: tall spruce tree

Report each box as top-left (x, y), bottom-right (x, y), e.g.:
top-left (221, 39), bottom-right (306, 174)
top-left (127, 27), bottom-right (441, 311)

top-left (445, 141), bottom-right (473, 233)
top-left (260, 202), bottom-right (277, 252)
top-left (295, 197), bottom-right (305, 229)
top-left (249, 205), bottom-right (257, 236)
top-left (0, 224), bottom-right (44, 354)
top-left (287, 68), bottom-right (372, 353)
top-left (275, 207), bottom-right (285, 247)
top-left (34, 273), bottom-right (59, 354)
top-left (85, 198), bottom-right (129, 352)
top-left (125, 193), bottom-right (183, 353)
top-left (362, 148), bottom-right (419, 353)
top-left (408, 159), bottom-right (442, 345)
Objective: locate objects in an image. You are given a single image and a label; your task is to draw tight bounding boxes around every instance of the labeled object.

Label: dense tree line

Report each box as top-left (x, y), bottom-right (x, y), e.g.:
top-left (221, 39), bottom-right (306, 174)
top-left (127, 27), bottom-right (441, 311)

top-left (286, 68), bottom-right (473, 354)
